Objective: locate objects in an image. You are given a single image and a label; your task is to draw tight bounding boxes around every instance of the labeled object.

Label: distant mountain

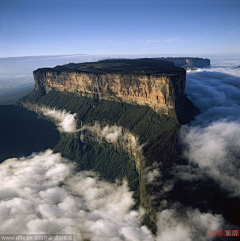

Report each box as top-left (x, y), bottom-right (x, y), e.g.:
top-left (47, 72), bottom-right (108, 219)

top-left (159, 57), bottom-right (210, 70)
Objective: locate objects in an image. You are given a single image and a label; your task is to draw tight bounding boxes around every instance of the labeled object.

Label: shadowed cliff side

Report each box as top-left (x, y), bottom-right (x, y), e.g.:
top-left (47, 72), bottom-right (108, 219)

top-left (18, 89), bottom-right (181, 234)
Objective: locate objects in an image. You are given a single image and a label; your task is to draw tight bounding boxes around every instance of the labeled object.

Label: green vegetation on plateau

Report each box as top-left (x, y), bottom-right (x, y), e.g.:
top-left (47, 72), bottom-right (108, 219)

top-left (35, 58), bottom-right (185, 75)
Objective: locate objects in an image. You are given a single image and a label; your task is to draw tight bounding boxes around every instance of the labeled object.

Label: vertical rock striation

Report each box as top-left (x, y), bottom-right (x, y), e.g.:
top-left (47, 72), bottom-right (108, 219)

top-left (33, 58), bottom-right (186, 118)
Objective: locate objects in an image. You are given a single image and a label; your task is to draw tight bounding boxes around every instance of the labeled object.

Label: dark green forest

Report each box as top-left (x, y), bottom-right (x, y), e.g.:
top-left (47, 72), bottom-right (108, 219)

top-left (17, 89), bottom-right (180, 234)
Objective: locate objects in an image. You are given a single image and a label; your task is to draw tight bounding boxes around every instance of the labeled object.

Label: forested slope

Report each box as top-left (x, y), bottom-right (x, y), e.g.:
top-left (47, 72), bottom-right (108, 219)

top-left (17, 89), bottom-right (180, 234)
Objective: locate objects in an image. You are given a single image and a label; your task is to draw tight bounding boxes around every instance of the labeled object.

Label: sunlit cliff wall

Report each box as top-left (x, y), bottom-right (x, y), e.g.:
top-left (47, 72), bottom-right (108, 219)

top-left (34, 70), bottom-right (186, 117)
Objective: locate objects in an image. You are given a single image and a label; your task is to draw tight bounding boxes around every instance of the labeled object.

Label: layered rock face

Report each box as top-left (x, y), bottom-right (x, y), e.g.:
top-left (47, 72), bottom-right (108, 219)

top-left (34, 59), bottom-right (186, 117)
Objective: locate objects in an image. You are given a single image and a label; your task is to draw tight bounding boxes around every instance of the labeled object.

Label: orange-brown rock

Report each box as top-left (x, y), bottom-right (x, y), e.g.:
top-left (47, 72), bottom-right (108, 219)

top-left (33, 58), bottom-right (186, 116)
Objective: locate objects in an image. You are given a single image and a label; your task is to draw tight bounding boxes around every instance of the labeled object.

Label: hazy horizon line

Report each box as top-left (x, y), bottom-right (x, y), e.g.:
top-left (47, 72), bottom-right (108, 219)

top-left (1, 52), bottom-right (240, 60)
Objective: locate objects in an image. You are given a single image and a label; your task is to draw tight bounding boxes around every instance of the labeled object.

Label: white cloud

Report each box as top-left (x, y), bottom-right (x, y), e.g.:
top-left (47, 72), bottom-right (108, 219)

top-left (156, 207), bottom-right (224, 241)
top-left (80, 122), bottom-right (124, 143)
top-left (147, 40), bottom-right (161, 43)
top-left (41, 107), bottom-right (78, 133)
top-left (166, 38), bottom-right (179, 43)
top-left (227, 31), bottom-right (236, 35)
top-left (0, 150), bottom-right (226, 240)
top-left (0, 150), bottom-right (154, 240)
top-left (175, 63), bottom-right (240, 197)
top-left (185, 66), bottom-right (240, 123)
top-left (145, 168), bottom-right (161, 183)
top-left (178, 121), bottom-right (240, 197)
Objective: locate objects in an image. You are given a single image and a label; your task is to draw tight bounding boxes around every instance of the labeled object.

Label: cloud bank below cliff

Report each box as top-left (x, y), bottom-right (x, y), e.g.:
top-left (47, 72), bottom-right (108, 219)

top-left (0, 150), bottom-right (153, 241)
top-left (185, 65), bottom-right (240, 123)
top-left (0, 150), bottom-right (224, 241)
top-left (1, 59), bottom-right (239, 240)
top-left (176, 64), bottom-right (240, 197)
top-left (156, 206), bottom-right (223, 241)
top-left (155, 62), bottom-right (240, 241)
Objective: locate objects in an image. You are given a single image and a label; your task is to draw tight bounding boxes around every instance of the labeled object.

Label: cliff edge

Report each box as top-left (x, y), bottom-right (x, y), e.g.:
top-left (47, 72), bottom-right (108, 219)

top-left (34, 58), bottom-right (186, 119)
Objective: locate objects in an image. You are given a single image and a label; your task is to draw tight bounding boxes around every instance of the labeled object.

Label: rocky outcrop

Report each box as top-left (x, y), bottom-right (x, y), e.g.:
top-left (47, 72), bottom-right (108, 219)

top-left (33, 58), bottom-right (186, 118)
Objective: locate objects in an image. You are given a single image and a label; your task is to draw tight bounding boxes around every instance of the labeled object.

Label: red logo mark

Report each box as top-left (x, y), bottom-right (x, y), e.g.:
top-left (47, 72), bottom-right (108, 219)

top-left (224, 230), bottom-right (239, 237)
top-left (218, 230), bottom-right (223, 236)
top-left (210, 230), bottom-right (217, 236)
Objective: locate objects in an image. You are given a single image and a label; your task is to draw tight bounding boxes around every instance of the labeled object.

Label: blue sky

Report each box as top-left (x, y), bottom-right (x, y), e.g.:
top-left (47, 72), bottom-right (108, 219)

top-left (0, 0), bottom-right (240, 57)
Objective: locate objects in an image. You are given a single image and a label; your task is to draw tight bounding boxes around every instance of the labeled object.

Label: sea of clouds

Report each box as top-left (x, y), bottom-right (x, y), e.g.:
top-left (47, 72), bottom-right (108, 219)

top-left (174, 62), bottom-right (240, 198)
top-left (157, 61), bottom-right (240, 240)
top-left (0, 150), bottom-right (153, 241)
top-left (1, 57), bottom-right (240, 240)
top-left (0, 109), bottom-right (225, 240)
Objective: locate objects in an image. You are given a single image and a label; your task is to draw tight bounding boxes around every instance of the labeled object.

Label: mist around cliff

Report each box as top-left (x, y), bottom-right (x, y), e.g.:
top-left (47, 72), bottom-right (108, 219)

top-left (0, 150), bottom-right (224, 241)
top-left (176, 65), bottom-right (240, 197)
top-left (0, 150), bottom-right (153, 241)
top-left (0, 107), bottom-right (225, 240)
top-left (40, 107), bottom-right (140, 152)
top-left (0, 58), bottom-right (240, 240)
top-left (40, 108), bottom-right (78, 133)
top-left (155, 63), bottom-right (240, 241)
top-left (29, 103), bottom-right (231, 240)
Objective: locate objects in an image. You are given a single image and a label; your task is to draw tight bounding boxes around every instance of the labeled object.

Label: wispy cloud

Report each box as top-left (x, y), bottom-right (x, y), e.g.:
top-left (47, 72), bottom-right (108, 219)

top-left (108, 40), bottom-right (115, 43)
top-left (40, 108), bottom-right (78, 133)
top-left (147, 40), bottom-right (161, 43)
top-left (227, 31), bottom-right (236, 35)
top-left (166, 38), bottom-right (179, 43)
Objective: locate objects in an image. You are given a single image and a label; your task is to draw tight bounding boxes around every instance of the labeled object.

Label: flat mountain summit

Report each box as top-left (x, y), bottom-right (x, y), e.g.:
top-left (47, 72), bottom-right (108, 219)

top-left (36, 58), bottom-right (186, 74)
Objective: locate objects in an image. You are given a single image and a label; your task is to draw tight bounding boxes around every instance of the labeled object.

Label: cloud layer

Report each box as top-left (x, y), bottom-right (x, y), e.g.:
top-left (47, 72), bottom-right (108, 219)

top-left (185, 66), bottom-right (240, 123)
top-left (177, 121), bottom-right (240, 197)
top-left (0, 150), bottom-right (225, 240)
top-left (1, 58), bottom-right (240, 240)
top-left (176, 63), bottom-right (240, 197)
top-left (0, 150), bottom-right (154, 240)
top-left (156, 207), bottom-right (223, 241)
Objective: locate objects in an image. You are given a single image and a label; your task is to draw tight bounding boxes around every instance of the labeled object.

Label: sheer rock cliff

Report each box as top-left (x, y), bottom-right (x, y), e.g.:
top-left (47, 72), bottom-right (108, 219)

top-left (33, 58), bottom-right (186, 118)
top-left (19, 58), bottom-right (201, 234)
